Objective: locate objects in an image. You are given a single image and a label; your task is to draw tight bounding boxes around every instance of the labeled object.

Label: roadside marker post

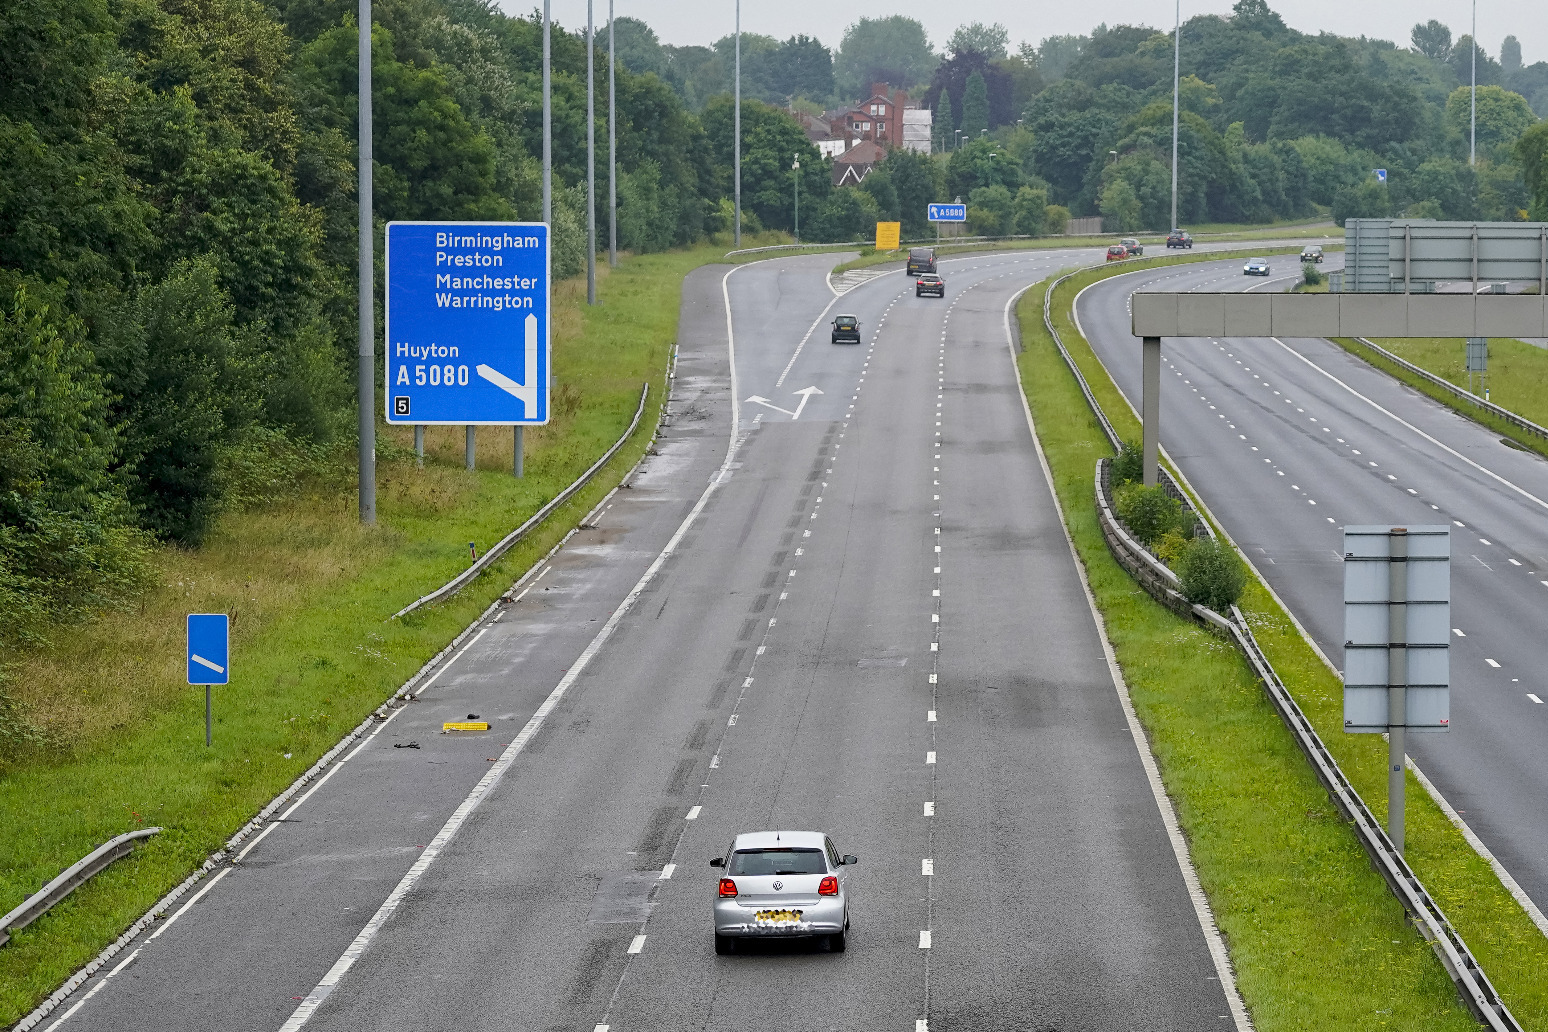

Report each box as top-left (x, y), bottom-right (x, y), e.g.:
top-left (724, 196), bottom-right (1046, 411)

top-left (187, 614), bottom-right (230, 747)
top-left (385, 222), bottom-right (551, 477)
top-left (1342, 525), bottom-right (1450, 854)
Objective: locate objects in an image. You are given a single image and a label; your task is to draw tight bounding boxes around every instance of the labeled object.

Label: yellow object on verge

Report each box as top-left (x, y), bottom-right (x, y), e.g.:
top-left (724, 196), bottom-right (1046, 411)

top-left (442, 721), bottom-right (491, 731)
top-left (875, 222), bottom-right (901, 251)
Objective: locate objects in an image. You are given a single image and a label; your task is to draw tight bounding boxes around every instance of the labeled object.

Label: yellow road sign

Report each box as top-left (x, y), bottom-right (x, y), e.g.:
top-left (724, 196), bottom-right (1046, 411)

top-left (875, 222), bottom-right (901, 251)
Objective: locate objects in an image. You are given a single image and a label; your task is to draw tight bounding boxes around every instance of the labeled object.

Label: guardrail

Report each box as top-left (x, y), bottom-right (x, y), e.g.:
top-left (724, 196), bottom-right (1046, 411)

top-left (1352, 337), bottom-right (1548, 442)
top-left (392, 381), bottom-right (651, 618)
top-left (1, 829), bottom-right (161, 947)
top-left (1042, 265), bottom-right (1525, 1032)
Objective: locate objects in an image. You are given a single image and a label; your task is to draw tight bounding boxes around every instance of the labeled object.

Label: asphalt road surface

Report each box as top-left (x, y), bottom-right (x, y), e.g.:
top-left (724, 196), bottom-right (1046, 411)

top-left (39, 245), bottom-right (1266, 1032)
top-left (1077, 254), bottom-right (1548, 919)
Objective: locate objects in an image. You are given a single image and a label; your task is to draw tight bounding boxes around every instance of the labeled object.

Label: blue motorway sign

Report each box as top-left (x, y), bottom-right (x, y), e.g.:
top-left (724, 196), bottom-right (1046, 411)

top-left (1373, 168), bottom-right (1387, 182)
top-left (385, 221), bottom-right (550, 425)
top-left (187, 614), bottom-right (229, 685)
top-left (927, 203), bottom-right (967, 223)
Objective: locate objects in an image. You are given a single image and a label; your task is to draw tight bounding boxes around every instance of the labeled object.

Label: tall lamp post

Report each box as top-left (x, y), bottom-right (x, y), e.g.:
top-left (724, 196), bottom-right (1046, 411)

top-left (586, 0), bottom-right (596, 304)
top-left (608, 0), bottom-right (617, 267)
top-left (1470, 0), bottom-right (1477, 166)
top-left (793, 155), bottom-right (801, 243)
top-left (357, 0), bottom-right (375, 523)
top-left (1170, 0), bottom-right (1181, 230)
top-left (733, 0), bottom-right (741, 247)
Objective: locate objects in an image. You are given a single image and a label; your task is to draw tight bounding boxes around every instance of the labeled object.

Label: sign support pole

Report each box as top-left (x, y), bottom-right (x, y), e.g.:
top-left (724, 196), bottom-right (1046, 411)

top-left (206, 686), bottom-right (213, 747)
top-left (514, 426), bottom-right (523, 477)
top-left (357, 0), bottom-right (376, 524)
top-left (1141, 336), bottom-right (1161, 487)
top-left (1387, 527), bottom-right (1408, 853)
top-left (465, 426), bottom-right (476, 470)
top-left (414, 425), bottom-right (424, 466)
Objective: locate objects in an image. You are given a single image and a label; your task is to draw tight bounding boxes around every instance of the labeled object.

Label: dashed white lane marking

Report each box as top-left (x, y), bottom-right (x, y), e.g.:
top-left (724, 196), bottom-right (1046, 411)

top-left (918, 930), bottom-right (932, 949)
top-left (921, 859), bottom-right (934, 876)
top-left (1486, 658), bottom-right (1501, 668)
top-left (659, 864), bottom-right (675, 880)
top-left (1530, 694), bottom-right (1544, 704)
top-left (916, 1019), bottom-right (930, 1031)
top-left (627, 935), bottom-right (646, 954)
top-left (685, 805), bottom-right (702, 819)
top-left (923, 801), bottom-right (935, 816)
top-left (925, 751), bottom-right (936, 764)
top-left (1454, 628), bottom-right (1466, 636)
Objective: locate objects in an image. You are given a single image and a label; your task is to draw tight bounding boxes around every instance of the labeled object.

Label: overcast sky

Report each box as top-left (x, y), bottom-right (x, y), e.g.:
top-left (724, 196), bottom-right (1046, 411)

top-left (516, 1), bottom-right (1544, 66)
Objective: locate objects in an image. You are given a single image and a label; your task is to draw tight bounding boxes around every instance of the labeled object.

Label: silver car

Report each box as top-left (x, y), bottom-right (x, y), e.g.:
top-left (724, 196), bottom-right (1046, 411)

top-left (710, 831), bottom-right (857, 954)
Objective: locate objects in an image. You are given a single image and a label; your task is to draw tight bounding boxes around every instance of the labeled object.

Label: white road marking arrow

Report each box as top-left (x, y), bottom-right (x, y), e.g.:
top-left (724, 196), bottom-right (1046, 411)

top-left (745, 395), bottom-right (796, 417)
top-left (475, 313), bottom-right (541, 418)
top-left (791, 386), bottom-right (823, 420)
top-left (191, 654), bottom-right (225, 674)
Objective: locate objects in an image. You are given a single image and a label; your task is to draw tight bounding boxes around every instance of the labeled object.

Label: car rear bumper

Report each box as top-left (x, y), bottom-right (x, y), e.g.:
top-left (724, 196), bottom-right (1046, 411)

top-left (713, 897), bottom-right (845, 936)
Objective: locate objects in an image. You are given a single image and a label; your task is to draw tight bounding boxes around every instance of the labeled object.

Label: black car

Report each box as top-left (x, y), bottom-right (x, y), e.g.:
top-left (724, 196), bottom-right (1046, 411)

top-left (906, 247), bottom-right (937, 276)
top-left (1166, 229), bottom-right (1193, 249)
top-left (916, 273), bottom-right (945, 298)
top-left (831, 314), bottom-right (861, 344)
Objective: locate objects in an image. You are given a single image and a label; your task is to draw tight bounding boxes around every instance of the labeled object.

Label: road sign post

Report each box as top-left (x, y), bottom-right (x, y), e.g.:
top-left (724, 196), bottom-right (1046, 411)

top-left (1343, 525), bottom-right (1450, 854)
top-left (187, 614), bottom-right (230, 747)
top-left (385, 223), bottom-right (551, 448)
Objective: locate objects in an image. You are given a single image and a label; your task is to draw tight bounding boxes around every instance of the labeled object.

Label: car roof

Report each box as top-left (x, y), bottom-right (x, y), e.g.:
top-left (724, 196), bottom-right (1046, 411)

top-left (732, 830), bottom-right (827, 850)
top-left (836, 314), bottom-right (857, 320)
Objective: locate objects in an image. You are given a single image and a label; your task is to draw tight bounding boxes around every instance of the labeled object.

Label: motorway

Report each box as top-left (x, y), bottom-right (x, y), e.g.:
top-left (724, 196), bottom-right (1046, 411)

top-left (1078, 255), bottom-right (1548, 919)
top-left (34, 244), bottom-right (1259, 1032)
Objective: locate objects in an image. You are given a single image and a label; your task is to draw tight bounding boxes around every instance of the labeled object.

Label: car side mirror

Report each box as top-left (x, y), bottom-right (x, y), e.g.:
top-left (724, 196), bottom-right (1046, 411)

top-left (709, 857), bottom-right (724, 868)
top-left (842, 855), bottom-right (858, 866)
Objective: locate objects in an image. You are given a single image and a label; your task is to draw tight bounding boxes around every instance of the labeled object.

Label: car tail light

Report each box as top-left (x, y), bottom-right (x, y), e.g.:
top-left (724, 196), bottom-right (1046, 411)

top-left (718, 878), bottom-right (738, 898)
top-left (818, 876), bottom-right (838, 896)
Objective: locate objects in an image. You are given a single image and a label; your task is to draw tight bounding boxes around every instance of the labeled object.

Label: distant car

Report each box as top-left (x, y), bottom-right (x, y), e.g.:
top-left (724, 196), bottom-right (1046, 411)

top-left (916, 273), bottom-right (945, 297)
top-left (711, 831), bottom-right (857, 954)
top-left (1243, 258), bottom-right (1271, 276)
top-left (1106, 245), bottom-right (1130, 262)
top-left (1166, 229), bottom-right (1193, 249)
top-left (1120, 237), bottom-right (1144, 256)
top-left (906, 247), bottom-right (937, 276)
top-left (831, 314), bottom-right (861, 344)
top-left (1301, 245), bottom-right (1324, 263)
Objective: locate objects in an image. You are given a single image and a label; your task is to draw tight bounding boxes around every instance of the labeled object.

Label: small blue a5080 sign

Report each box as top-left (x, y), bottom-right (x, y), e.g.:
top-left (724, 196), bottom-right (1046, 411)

top-left (927, 203), bottom-right (967, 223)
top-left (385, 221), bottom-right (550, 425)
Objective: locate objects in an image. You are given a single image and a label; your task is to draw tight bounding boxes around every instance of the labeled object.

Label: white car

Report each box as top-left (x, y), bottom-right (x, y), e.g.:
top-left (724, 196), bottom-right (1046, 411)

top-left (710, 831), bottom-right (856, 954)
top-left (1243, 258), bottom-right (1271, 276)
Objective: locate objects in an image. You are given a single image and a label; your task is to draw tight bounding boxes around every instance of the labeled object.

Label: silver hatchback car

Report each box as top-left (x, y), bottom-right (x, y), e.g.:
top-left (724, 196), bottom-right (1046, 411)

top-left (709, 831), bottom-right (857, 954)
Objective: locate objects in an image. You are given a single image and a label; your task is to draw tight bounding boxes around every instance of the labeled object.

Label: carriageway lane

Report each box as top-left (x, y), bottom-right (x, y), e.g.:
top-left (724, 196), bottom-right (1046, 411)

top-left (1078, 257), bottom-right (1548, 915)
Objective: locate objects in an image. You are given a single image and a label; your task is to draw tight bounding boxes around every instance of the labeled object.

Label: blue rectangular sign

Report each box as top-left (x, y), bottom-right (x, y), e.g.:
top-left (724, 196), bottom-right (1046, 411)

top-left (187, 614), bottom-right (229, 685)
top-left (385, 221), bottom-right (550, 425)
top-left (927, 203), bottom-right (967, 223)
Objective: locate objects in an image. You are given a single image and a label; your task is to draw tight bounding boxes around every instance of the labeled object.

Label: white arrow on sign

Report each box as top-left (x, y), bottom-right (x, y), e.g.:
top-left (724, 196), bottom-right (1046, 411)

top-left (476, 313), bottom-right (541, 418)
top-left (191, 654), bottom-right (225, 675)
top-left (791, 386), bottom-right (822, 420)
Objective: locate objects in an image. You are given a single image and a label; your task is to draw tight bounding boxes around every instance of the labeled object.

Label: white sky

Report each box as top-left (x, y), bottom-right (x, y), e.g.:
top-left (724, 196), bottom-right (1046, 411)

top-left (517, 1), bottom-right (1544, 66)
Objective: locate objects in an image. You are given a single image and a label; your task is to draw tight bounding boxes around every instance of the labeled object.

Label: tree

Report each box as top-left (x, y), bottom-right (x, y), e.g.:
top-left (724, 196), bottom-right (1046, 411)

top-left (1518, 121), bottom-right (1548, 219)
top-left (960, 71), bottom-right (990, 138)
top-left (1448, 35), bottom-right (1502, 87)
top-left (886, 149), bottom-right (945, 234)
top-left (1445, 85), bottom-right (1538, 155)
top-left (1231, 0), bottom-right (1288, 39)
top-left (770, 35), bottom-right (835, 102)
top-left (932, 89), bottom-right (955, 151)
top-left (701, 98), bottom-right (826, 232)
top-left (808, 187), bottom-right (879, 242)
top-left (1501, 36), bottom-right (1522, 75)
top-left (925, 50), bottom-right (1016, 131)
top-left (834, 16), bottom-right (938, 99)
top-left (1012, 185), bottom-right (1050, 234)
top-left (967, 184), bottom-right (1014, 234)
top-left (948, 22), bottom-right (1009, 60)
top-left (1035, 35), bottom-right (1086, 81)
top-left (1099, 177), bottom-right (1141, 231)
top-left (1332, 176), bottom-right (1391, 225)
top-left (1410, 20), bottom-right (1452, 61)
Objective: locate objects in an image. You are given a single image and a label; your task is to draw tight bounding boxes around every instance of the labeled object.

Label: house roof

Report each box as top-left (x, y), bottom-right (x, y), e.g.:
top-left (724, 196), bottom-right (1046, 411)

top-left (834, 140), bottom-right (885, 166)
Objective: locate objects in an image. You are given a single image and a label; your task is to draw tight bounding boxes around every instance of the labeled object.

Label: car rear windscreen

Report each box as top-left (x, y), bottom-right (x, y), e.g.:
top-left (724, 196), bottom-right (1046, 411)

top-left (730, 848), bottom-right (826, 875)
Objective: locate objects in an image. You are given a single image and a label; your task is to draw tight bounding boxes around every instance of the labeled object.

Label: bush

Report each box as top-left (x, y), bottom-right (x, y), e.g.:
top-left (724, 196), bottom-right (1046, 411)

top-left (1178, 537), bottom-right (1247, 612)
top-left (1043, 204), bottom-right (1071, 235)
top-left (1111, 442), bottom-right (1144, 485)
top-left (1301, 262), bottom-right (1324, 286)
top-left (1114, 482), bottom-right (1185, 546)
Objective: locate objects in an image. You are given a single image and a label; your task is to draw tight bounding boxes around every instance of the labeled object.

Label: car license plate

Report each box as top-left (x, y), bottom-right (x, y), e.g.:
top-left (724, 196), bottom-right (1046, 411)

top-left (755, 909), bottom-right (802, 923)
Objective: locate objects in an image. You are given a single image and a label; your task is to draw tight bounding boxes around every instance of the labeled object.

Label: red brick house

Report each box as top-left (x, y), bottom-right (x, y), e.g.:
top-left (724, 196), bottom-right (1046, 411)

top-left (838, 83), bottom-right (908, 149)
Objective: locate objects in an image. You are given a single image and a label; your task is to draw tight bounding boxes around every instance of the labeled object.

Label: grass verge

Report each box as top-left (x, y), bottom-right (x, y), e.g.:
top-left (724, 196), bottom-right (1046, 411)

top-left (1024, 261), bottom-right (1548, 1027)
top-left (1329, 336), bottom-right (1548, 461)
top-left (0, 244), bottom-right (730, 1024)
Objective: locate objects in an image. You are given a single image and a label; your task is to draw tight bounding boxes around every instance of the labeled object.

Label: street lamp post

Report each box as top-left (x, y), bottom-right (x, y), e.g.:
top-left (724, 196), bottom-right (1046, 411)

top-left (1170, 0), bottom-right (1181, 230)
top-left (1470, 0), bottom-right (1477, 166)
top-left (357, 0), bottom-right (375, 523)
top-left (793, 155), bottom-right (800, 243)
top-left (586, 0), bottom-right (596, 305)
top-left (608, 0), bottom-right (616, 267)
top-left (542, 0), bottom-right (551, 226)
top-left (954, 129), bottom-right (961, 151)
top-left (734, 0), bottom-right (741, 247)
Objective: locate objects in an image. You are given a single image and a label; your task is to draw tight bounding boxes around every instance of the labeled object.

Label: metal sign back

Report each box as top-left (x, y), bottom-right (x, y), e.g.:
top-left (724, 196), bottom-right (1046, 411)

top-left (384, 221), bottom-right (550, 425)
top-left (1343, 526), bottom-right (1449, 733)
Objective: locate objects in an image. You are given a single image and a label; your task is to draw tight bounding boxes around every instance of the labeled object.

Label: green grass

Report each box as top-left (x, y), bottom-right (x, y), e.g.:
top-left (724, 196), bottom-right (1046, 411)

top-left (0, 245), bottom-right (729, 1024)
top-left (1023, 260), bottom-right (1548, 1028)
top-left (1329, 336), bottom-right (1548, 461)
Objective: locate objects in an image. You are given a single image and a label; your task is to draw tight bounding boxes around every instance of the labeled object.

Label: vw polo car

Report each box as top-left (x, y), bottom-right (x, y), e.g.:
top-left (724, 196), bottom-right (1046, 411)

top-left (710, 831), bottom-right (857, 954)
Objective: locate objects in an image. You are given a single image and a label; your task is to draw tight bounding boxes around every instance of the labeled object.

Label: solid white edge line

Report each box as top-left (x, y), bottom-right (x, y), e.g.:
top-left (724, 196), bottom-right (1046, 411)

top-left (1004, 282), bottom-right (1254, 1032)
top-left (276, 257), bottom-right (752, 1032)
top-left (1075, 262), bottom-right (1548, 966)
top-left (146, 868), bottom-right (230, 941)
